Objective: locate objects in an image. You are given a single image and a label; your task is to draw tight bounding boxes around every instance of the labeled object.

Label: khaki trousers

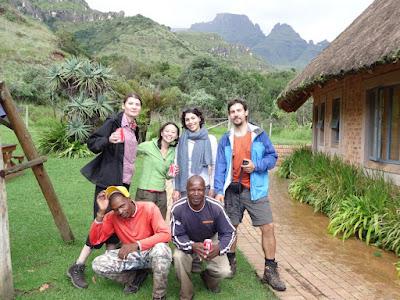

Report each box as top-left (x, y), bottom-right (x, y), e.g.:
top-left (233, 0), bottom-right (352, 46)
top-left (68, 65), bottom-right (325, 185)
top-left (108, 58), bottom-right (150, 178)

top-left (173, 248), bottom-right (231, 300)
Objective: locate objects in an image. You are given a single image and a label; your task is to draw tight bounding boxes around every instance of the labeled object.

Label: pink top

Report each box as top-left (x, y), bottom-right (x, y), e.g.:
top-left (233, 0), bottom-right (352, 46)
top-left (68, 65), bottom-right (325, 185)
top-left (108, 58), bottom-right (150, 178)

top-left (121, 113), bottom-right (138, 184)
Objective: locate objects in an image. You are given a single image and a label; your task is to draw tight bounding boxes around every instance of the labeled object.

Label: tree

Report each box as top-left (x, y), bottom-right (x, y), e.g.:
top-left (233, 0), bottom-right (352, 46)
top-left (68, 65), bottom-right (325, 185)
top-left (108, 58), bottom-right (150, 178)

top-left (47, 56), bottom-right (114, 143)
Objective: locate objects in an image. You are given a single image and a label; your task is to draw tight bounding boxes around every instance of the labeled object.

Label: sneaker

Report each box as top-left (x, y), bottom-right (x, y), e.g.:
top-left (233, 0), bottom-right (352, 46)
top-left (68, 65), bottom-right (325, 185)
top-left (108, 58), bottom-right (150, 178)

top-left (227, 255), bottom-right (237, 278)
top-left (262, 262), bottom-right (286, 291)
top-left (67, 263), bottom-right (88, 289)
top-left (191, 256), bottom-right (202, 273)
top-left (123, 269), bottom-right (149, 294)
top-left (152, 296), bottom-right (166, 300)
top-left (200, 270), bottom-right (221, 293)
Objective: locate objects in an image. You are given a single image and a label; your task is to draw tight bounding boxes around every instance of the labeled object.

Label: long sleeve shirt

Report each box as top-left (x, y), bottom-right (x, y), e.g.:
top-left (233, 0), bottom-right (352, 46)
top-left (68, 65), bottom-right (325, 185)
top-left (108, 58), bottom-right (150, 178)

top-left (170, 196), bottom-right (236, 255)
top-left (89, 201), bottom-right (171, 251)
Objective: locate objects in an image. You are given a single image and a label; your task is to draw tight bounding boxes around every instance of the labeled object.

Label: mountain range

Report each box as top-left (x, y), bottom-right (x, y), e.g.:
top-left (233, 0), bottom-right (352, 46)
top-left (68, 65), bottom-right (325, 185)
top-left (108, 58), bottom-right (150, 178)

top-left (1, 0), bottom-right (328, 85)
top-left (190, 13), bottom-right (329, 68)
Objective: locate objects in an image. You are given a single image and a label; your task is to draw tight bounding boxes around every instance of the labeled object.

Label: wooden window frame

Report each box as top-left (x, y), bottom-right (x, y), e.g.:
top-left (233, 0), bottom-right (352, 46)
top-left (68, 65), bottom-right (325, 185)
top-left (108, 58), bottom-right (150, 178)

top-left (331, 98), bottom-right (340, 145)
top-left (368, 85), bottom-right (400, 164)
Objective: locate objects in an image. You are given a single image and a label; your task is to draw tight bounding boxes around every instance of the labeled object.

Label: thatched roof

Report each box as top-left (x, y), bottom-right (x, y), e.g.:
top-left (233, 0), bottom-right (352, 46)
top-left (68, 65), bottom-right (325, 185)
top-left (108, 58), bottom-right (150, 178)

top-left (277, 0), bottom-right (400, 112)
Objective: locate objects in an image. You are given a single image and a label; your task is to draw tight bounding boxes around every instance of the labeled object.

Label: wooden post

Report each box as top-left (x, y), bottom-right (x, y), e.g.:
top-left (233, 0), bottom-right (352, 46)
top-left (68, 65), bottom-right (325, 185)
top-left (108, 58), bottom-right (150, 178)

top-left (269, 122), bottom-right (273, 137)
top-left (0, 82), bottom-right (74, 242)
top-left (0, 136), bottom-right (14, 300)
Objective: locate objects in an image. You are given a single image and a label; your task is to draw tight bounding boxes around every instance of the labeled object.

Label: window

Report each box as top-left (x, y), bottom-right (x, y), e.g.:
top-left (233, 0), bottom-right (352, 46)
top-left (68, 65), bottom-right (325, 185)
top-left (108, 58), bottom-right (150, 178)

top-left (368, 85), bottom-right (400, 163)
top-left (316, 102), bottom-right (325, 145)
top-left (331, 98), bottom-right (340, 145)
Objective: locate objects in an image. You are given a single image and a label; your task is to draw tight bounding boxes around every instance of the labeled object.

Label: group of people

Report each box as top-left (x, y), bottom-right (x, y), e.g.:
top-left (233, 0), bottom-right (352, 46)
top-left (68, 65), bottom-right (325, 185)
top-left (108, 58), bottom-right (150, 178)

top-left (66, 93), bottom-right (286, 300)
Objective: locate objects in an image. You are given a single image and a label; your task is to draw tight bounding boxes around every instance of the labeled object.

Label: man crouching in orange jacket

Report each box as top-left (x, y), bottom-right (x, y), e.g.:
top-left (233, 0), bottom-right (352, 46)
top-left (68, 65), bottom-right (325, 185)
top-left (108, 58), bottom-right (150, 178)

top-left (89, 186), bottom-right (171, 300)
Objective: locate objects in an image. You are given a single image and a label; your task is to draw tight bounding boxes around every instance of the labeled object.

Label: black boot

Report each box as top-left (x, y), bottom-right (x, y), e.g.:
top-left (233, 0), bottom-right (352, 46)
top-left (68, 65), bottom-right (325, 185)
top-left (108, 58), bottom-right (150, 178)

top-left (191, 255), bottom-right (202, 273)
top-left (227, 253), bottom-right (237, 278)
top-left (67, 263), bottom-right (88, 289)
top-left (200, 270), bottom-right (221, 293)
top-left (262, 262), bottom-right (286, 291)
top-left (123, 269), bottom-right (149, 294)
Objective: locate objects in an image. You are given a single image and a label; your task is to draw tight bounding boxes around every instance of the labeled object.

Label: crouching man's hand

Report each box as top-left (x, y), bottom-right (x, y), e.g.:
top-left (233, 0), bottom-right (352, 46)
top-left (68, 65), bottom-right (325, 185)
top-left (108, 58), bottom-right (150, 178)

top-left (118, 243), bottom-right (139, 259)
top-left (204, 242), bottom-right (220, 261)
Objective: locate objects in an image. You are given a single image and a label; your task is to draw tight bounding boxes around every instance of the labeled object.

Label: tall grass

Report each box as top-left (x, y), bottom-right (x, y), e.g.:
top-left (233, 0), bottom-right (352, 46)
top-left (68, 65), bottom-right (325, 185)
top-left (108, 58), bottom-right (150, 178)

top-left (279, 148), bottom-right (400, 275)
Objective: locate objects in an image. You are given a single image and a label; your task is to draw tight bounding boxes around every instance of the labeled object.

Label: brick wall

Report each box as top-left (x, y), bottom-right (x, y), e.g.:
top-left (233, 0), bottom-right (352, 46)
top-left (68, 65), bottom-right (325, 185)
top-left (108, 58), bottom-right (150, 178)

top-left (309, 63), bottom-right (400, 180)
top-left (274, 144), bottom-right (310, 166)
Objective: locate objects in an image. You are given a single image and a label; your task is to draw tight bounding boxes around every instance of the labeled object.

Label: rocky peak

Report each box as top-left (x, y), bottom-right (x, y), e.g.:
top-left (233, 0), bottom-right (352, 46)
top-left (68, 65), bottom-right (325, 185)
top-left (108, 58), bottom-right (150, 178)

top-left (266, 23), bottom-right (303, 41)
top-left (190, 13), bottom-right (265, 47)
top-left (9, 0), bottom-right (124, 24)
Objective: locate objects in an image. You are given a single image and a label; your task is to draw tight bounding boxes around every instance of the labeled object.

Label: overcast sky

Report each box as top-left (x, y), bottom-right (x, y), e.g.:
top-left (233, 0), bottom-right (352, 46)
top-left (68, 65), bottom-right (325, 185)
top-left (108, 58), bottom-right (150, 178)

top-left (85, 0), bottom-right (374, 42)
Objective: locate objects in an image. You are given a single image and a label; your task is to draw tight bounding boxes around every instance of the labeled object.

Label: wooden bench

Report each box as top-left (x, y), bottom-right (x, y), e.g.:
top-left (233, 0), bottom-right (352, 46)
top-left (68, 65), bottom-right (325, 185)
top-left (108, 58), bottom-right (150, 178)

top-left (1, 143), bottom-right (24, 170)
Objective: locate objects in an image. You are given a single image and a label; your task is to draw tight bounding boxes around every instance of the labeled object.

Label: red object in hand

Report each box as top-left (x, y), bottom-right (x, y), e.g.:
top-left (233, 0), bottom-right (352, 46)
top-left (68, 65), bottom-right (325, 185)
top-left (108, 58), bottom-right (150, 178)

top-left (116, 128), bottom-right (125, 142)
top-left (203, 239), bottom-right (213, 254)
top-left (168, 163), bottom-right (178, 177)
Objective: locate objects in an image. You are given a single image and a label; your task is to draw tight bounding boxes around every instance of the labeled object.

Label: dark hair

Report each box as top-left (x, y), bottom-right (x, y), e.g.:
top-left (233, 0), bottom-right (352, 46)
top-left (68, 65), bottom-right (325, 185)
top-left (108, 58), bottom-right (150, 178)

top-left (227, 98), bottom-right (248, 112)
top-left (157, 122), bottom-right (180, 149)
top-left (124, 92), bottom-right (142, 106)
top-left (181, 107), bottom-right (205, 130)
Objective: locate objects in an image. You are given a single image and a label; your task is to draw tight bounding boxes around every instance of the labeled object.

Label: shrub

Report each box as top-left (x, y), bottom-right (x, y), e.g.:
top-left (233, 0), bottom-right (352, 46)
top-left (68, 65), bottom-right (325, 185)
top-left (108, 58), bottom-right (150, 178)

top-left (38, 122), bottom-right (69, 154)
top-left (328, 195), bottom-right (384, 244)
top-left (38, 121), bottom-right (93, 158)
top-left (58, 141), bottom-right (92, 159)
top-left (380, 213), bottom-right (400, 255)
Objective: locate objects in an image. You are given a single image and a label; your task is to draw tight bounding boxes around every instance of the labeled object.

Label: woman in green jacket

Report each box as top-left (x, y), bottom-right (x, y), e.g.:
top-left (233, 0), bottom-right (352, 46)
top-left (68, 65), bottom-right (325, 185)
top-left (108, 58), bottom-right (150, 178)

top-left (135, 122), bottom-right (180, 219)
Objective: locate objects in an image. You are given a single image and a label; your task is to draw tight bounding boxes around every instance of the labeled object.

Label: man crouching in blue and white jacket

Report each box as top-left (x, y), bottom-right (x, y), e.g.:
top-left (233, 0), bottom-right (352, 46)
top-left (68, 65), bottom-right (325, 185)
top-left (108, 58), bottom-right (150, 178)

top-left (214, 98), bottom-right (286, 292)
top-left (171, 175), bottom-right (235, 300)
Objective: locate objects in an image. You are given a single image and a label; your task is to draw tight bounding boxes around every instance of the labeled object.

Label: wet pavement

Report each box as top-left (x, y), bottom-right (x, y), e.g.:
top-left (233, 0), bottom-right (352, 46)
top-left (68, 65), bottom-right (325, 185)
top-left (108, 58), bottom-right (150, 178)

top-left (237, 171), bottom-right (400, 299)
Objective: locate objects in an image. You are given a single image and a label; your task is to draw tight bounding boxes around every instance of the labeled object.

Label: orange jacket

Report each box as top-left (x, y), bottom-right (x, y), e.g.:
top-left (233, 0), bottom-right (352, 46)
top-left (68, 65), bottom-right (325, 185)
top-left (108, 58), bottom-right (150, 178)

top-left (89, 201), bottom-right (171, 250)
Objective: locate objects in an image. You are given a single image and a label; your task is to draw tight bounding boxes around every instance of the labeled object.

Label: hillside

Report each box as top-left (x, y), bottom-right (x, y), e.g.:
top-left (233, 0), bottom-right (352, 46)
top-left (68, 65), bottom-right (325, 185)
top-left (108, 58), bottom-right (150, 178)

top-left (70, 15), bottom-right (270, 71)
top-left (70, 16), bottom-right (199, 66)
top-left (0, 3), bottom-right (60, 85)
top-left (9, 0), bottom-right (123, 27)
top-left (176, 31), bottom-right (269, 71)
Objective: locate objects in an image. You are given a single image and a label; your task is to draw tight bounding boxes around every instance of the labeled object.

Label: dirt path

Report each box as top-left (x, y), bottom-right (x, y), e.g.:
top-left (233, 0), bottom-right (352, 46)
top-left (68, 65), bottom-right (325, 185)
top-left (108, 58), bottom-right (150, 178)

top-left (237, 171), bottom-right (400, 299)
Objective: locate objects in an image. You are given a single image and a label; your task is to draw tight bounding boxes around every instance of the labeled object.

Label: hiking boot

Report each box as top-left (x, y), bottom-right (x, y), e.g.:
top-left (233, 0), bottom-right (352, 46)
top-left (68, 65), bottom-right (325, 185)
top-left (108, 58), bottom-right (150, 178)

top-left (123, 269), bottom-right (149, 294)
top-left (227, 254), bottom-right (237, 278)
top-left (262, 262), bottom-right (286, 291)
top-left (191, 256), bottom-right (202, 273)
top-left (200, 270), bottom-right (221, 293)
top-left (67, 263), bottom-right (88, 289)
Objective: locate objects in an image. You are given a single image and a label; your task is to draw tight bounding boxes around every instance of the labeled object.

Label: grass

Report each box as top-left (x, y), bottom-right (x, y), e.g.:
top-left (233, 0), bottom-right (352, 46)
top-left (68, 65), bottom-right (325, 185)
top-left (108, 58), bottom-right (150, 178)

top-left (208, 125), bottom-right (311, 145)
top-left (0, 6), bottom-right (58, 84)
top-left (3, 149), bottom-right (276, 299)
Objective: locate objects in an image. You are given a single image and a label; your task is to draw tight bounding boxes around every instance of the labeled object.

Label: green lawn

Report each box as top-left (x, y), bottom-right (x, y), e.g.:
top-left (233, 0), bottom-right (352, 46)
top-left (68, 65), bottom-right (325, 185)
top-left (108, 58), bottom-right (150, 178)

top-left (3, 154), bottom-right (276, 299)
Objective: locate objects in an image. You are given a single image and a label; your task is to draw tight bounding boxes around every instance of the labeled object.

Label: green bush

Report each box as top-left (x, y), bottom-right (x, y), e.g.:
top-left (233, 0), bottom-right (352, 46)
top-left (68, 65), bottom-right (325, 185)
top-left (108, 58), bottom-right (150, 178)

top-left (38, 121), bottom-right (93, 158)
top-left (328, 195), bottom-right (383, 244)
top-left (58, 141), bottom-right (92, 158)
top-left (38, 122), bottom-right (69, 154)
top-left (380, 213), bottom-right (400, 255)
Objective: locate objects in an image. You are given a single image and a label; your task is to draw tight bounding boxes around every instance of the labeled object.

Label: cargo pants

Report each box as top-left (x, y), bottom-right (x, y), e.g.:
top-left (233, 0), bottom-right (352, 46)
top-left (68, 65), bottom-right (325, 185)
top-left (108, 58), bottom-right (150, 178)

top-left (92, 242), bottom-right (172, 298)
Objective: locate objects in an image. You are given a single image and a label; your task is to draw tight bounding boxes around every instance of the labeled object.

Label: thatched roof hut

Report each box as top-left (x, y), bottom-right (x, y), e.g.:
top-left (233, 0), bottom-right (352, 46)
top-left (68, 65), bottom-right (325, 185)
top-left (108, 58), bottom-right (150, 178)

top-left (277, 0), bottom-right (400, 112)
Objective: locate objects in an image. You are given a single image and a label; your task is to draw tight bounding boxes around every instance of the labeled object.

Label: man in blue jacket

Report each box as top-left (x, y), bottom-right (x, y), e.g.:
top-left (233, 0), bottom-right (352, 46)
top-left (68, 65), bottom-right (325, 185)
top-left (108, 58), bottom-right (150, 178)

top-left (214, 98), bottom-right (286, 291)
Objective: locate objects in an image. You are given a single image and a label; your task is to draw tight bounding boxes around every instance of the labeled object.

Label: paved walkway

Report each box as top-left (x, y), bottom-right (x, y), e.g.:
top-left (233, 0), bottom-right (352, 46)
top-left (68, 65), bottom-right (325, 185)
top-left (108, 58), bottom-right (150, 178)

top-left (237, 171), bottom-right (400, 300)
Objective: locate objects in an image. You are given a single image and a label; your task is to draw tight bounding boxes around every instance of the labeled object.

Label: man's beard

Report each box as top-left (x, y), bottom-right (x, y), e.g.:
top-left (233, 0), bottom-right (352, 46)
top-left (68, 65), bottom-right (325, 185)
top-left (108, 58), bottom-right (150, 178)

top-left (232, 118), bottom-right (244, 126)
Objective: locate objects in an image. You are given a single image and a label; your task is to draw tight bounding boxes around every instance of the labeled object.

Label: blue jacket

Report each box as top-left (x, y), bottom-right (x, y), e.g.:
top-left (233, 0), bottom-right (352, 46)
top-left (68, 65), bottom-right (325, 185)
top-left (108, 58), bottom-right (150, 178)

top-left (214, 123), bottom-right (277, 201)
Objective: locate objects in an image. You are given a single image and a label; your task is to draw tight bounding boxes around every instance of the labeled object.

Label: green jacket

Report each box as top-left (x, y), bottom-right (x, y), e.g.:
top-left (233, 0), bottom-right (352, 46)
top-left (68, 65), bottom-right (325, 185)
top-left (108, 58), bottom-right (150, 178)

top-left (136, 138), bottom-right (176, 191)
